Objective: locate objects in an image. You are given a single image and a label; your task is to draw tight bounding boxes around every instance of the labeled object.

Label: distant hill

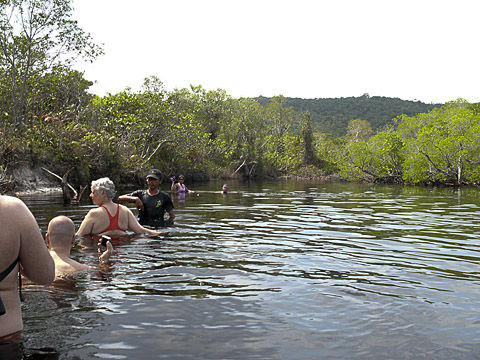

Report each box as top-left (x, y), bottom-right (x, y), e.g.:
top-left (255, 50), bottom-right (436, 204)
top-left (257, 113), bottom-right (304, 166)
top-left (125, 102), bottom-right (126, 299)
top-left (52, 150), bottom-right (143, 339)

top-left (256, 94), bottom-right (442, 137)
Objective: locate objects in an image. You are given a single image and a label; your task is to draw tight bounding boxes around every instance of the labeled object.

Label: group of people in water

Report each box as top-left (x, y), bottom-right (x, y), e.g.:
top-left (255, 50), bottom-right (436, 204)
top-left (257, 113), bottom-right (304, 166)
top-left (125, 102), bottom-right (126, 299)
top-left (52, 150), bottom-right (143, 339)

top-left (0, 168), bottom-right (229, 342)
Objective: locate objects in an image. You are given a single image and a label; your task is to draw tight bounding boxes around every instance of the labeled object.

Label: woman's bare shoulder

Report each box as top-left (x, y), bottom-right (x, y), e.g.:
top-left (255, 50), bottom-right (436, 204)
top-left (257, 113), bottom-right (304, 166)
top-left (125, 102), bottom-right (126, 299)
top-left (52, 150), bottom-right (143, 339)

top-left (88, 206), bottom-right (104, 215)
top-left (0, 195), bottom-right (29, 217)
top-left (0, 195), bottom-right (23, 206)
top-left (119, 203), bottom-right (133, 212)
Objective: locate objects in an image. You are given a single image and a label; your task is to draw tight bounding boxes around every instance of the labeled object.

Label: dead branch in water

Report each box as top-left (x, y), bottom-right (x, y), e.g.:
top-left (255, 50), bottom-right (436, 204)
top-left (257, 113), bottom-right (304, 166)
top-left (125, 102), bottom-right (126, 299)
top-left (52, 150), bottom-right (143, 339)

top-left (41, 167), bottom-right (78, 203)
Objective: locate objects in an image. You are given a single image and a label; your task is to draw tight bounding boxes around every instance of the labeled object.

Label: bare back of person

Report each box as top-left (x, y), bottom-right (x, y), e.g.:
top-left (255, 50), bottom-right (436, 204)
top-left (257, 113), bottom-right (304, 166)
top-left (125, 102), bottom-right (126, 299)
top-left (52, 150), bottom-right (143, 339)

top-left (77, 177), bottom-right (163, 237)
top-left (85, 202), bottom-right (130, 236)
top-left (49, 251), bottom-right (89, 277)
top-left (47, 215), bottom-right (114, 283)
top-left (0, 195), bottom-right (54, 338)
top-left (92, 202), bottom-right (129, 236)
top-left (46, 216), bottom-right (90, 279)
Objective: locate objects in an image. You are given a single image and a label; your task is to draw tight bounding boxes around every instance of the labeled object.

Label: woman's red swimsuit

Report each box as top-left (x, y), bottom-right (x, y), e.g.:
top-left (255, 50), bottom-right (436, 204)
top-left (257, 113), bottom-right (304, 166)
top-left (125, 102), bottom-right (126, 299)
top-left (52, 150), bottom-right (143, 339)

top-left (100, 204), bottom-right (123, 233)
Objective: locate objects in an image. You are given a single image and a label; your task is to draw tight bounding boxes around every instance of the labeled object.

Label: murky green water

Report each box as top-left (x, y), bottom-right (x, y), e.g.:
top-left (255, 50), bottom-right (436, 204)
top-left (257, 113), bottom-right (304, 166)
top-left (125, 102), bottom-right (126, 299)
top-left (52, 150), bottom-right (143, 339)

top-left (6, 180), bottom-right (480, 359)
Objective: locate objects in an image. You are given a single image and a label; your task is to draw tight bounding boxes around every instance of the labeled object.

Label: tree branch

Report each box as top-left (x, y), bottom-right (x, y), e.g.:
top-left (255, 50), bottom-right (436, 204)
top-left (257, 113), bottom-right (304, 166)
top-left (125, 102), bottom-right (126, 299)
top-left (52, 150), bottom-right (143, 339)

top-left (41, 167), bottom-right (77, 198)
top-left (140, 139), bottom-right (175, 168)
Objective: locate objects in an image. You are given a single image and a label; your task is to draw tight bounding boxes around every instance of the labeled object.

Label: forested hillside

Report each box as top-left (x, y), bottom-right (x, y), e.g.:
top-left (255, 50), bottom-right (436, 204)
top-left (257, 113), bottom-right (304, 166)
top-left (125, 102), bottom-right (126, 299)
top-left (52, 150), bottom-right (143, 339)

top-left (256, 94), bottom-right (442, 136)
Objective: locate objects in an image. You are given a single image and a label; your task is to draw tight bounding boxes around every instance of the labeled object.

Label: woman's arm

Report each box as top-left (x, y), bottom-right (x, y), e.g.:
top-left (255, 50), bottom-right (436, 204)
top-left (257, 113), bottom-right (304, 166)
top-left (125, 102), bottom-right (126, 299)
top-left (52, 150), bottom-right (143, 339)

top-left (125, 206), bottom-right (161, 236)
top-left (17, 199), bottom-right (55, 285)
top-left (76, 210), bottom-right (95, 236)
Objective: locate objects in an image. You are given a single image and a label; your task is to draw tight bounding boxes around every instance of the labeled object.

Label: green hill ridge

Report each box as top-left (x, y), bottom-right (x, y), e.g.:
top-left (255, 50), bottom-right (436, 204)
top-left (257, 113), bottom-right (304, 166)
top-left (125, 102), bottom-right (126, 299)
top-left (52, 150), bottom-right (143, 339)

top-left (256, 94), bottom-right (442, 137)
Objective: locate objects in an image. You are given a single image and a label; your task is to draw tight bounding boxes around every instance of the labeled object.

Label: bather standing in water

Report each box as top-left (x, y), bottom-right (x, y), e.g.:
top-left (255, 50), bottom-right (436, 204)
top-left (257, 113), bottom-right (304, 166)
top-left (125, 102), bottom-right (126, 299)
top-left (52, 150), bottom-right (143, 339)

top-left (47, 215), bottom-right (113, 279)
top-left (118, 169), bottom-right (175, 227)
top-left (0, 195), bottom-right (55, 339)
top-left (216, 184), bottom-right (228, 194)
top-left (171, 174), bottom-right (194, 193)
top-left (77, 177), bottom-right (162, 237)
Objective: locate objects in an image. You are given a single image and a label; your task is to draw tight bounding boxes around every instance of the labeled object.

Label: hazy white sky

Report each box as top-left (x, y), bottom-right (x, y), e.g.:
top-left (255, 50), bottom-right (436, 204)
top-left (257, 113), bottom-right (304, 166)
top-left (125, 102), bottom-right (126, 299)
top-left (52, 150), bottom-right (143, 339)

top-left (73, 0), bottom-right (479, 104)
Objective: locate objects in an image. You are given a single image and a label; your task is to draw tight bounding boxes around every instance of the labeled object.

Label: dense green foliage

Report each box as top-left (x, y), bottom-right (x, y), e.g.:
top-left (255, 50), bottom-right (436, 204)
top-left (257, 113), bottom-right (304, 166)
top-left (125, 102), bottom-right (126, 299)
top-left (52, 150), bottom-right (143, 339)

top-left (0, 0), bottom-right (102, 130)
top-left (327, 100), bottom-right (480, 185)
top-left (256, 94), bottom-right (441, 137)
top-left (1, 0), bottom-right (478, 193)
top-left (398, 100), bottom-right (480, 185)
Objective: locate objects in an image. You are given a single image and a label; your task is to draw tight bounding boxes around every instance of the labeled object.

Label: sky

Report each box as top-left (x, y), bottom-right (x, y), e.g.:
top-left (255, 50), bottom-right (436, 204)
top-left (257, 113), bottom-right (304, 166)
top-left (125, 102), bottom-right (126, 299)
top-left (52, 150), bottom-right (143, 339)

top-left (72, 0), bottom-right (479, 104)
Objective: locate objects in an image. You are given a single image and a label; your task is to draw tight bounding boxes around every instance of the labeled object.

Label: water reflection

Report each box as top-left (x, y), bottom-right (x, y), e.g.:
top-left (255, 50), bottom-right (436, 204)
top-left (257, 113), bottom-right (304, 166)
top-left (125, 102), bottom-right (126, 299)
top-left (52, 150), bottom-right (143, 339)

top-left (10, 181), bottom-right (480, 359)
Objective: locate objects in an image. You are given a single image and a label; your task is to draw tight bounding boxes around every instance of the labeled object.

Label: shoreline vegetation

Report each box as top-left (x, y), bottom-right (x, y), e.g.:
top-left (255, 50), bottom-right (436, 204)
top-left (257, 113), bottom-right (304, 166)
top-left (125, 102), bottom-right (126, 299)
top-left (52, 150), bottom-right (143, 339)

top-left (1, 1), bottom-right (479, 198)
top-left (1, 79), bottom-right (479, 198)
top-left (5, 165), bottom-right (346, 199)
top-left (2, 91), bottom-right (480, 198)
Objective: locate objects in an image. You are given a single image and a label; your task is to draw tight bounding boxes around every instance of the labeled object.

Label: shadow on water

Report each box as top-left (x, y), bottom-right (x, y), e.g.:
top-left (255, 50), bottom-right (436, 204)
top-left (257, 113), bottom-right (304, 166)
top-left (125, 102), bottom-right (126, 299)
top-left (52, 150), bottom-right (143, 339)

top-left (6, 180), bottom-right (480, 359)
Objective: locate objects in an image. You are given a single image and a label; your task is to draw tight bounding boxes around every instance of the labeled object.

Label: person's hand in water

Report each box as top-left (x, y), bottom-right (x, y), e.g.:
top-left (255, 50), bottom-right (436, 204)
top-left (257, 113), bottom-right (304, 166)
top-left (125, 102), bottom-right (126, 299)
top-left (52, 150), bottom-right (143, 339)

top-left (98, 240), bottom-right (114, 263)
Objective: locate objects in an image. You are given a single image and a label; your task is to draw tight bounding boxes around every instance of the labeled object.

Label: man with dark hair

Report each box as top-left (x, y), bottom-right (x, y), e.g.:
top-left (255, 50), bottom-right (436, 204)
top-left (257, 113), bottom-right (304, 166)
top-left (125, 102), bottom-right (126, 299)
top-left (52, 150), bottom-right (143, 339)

top-left (118, 169), bottom-right (175, 227)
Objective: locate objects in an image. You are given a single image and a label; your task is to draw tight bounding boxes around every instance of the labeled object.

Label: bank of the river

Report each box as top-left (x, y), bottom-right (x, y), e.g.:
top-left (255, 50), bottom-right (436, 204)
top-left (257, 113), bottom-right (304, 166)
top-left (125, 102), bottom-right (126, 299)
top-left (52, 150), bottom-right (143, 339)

top-left (3, 164), bottom-right (346, 197)
top-left (0, 165), bottom-right (60, 196)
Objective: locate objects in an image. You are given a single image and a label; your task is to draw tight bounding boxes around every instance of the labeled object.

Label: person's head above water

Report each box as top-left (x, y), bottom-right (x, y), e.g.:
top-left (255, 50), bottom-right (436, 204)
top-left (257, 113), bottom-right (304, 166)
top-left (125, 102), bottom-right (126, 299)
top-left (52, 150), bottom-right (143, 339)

top-left (46, 216), bottom-right (75, 250)
top-left (146, 169), bottom-right (163, 190)
top-left (91, 177), bottom-right (116, 200)
top-left (222, 184), bottom-right (228, 194)
top-left (146, 169), bottom-right (163, 181)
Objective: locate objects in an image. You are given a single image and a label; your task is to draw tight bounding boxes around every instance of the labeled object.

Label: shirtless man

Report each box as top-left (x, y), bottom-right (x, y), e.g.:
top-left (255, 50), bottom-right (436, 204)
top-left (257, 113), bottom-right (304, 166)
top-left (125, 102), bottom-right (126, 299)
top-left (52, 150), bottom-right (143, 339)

top-left (46, 216), bottom-right (113, 279)
top-left (0, 195), bottom-right (55, 339)
top-left (77, 177), bottom-right (162, 237)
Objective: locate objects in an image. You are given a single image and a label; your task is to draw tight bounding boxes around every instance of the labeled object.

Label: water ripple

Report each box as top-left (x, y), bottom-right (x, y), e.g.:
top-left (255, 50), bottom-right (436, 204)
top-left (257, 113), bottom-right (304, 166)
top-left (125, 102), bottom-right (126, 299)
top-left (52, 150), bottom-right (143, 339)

top-left (17, 182), bottom-right (480, 359)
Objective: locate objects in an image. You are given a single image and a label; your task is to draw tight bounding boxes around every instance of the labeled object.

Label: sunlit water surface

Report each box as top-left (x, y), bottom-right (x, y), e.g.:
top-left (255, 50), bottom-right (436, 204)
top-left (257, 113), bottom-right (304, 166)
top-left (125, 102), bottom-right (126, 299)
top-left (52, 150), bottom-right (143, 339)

top-left (6, 180), bottom-right (480, 359)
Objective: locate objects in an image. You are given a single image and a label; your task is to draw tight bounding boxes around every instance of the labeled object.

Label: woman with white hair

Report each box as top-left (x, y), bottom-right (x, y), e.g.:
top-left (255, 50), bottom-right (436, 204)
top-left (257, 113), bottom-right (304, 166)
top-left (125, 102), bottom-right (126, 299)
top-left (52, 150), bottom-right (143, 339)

top-left (77, 177), bottom-right (161, 236)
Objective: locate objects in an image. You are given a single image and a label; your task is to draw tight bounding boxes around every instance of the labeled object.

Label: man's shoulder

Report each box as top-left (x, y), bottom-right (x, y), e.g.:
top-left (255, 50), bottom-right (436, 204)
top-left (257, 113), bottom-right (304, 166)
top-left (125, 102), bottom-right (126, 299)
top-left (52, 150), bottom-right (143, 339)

top-left (149, 191), bottom-right (171, 199)
top-left (56, 261), bottom-right (89, 276)
top-left (51, 252), bottom-right (89, 273)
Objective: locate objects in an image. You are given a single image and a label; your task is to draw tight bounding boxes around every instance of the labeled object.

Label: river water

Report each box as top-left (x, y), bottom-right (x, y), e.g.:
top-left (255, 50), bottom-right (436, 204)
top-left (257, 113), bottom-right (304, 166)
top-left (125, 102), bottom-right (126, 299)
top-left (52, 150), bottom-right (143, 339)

top-left (5, 180), bottom-right (480, 359)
